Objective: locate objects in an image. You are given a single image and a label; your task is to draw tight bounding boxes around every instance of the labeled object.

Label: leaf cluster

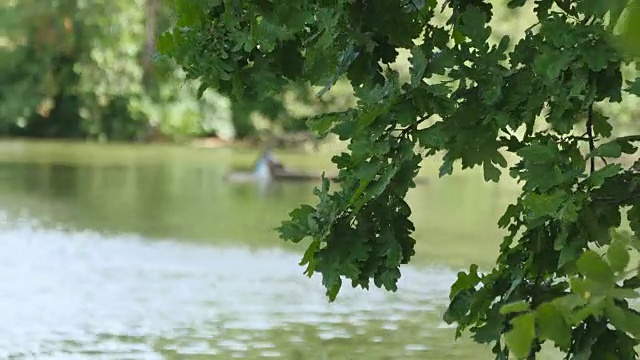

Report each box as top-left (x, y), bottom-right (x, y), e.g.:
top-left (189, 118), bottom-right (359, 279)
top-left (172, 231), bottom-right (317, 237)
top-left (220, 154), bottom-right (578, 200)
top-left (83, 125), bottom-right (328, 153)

top-left (161, 0), bottom-right (640, 358)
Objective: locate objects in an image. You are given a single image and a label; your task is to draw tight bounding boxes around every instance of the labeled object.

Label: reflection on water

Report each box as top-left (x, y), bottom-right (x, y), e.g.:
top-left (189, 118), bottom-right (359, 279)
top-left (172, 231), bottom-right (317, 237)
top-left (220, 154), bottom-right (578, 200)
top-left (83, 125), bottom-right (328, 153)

top-left (0, 218), bottom-right (489, 359)
top-left (0, 159), bottom-right (316, 247)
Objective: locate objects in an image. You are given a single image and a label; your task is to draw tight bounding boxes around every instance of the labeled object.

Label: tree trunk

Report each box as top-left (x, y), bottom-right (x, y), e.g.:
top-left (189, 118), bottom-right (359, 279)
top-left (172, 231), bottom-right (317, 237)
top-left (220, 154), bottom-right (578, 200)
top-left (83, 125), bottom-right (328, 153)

top-left (142, 0), bottom-right (158, 86)
top-left (231, 100), bottom-right (256, 139)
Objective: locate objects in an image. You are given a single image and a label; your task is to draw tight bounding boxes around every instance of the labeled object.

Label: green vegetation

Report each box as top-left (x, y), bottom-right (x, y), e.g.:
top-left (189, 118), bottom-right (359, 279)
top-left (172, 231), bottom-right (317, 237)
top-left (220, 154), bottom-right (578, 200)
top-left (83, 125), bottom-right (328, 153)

top-left (1, 0), bottom-right (208, 141)
top-left (161, 0), bottom-right (640, 359)
top-left (0, 0), bottom-right (346, 142)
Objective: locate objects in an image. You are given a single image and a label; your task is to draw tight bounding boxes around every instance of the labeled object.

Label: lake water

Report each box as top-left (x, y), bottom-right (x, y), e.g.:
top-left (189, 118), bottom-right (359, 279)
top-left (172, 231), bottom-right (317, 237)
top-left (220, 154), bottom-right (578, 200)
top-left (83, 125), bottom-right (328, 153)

top-left (0, 140), bottom-right (517, 359)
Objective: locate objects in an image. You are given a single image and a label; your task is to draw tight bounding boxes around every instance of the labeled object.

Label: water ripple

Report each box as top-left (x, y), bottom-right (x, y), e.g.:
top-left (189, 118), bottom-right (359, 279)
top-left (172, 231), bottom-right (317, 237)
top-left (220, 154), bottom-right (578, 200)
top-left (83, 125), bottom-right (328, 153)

top-left (0, 218), bottom-right (460, 358)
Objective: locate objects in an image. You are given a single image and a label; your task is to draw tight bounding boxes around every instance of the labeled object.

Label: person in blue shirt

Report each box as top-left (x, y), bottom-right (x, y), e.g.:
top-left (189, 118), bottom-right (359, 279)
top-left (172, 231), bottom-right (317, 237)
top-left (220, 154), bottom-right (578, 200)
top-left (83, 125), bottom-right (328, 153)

top-left (254, 150), bottom-right (284, 179)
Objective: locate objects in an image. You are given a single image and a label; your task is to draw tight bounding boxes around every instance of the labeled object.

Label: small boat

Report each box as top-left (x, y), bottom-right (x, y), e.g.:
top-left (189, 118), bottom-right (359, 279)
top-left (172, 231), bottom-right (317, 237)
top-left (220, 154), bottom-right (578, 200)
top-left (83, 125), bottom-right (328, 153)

top-left (223, 151), bottom-right (337, 183)
top-left (222, 151), bottom-right (429, 185)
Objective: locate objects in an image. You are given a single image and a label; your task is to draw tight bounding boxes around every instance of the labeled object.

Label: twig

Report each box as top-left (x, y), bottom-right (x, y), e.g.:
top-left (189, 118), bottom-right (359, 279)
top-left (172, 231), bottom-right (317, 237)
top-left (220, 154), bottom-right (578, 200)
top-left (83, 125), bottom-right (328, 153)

top-left (587, 105), bottom-right (595, 174)
top-left (405, 0), bottom-right (429, 24)
top-left (523, 21), bottom-right (542, 35)
top-left (598, 156), bottom-right (608, 167)
top-left (416, 114), bottom-right (429, 126)
top-left (441, 0), bottom-right (451, 12)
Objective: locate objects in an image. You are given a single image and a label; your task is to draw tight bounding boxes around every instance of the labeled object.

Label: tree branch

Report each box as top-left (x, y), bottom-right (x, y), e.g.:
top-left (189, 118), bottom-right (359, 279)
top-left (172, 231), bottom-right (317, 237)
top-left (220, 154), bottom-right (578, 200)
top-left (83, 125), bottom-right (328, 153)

top-left (587, 104), bottom-right (595, 174)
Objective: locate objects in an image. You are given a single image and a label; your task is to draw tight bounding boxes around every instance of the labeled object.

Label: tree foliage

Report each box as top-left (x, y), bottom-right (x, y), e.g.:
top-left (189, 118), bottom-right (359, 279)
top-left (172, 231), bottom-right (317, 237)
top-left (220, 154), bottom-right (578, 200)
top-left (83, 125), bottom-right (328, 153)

top-left (156, 3), bottom-right (341, 140)
top-left (161, 0), bottom-right (640, 358)
top-left (0, 0), bottom-right (234, 140)
top-left (0, 0), bottom-right (340, 141)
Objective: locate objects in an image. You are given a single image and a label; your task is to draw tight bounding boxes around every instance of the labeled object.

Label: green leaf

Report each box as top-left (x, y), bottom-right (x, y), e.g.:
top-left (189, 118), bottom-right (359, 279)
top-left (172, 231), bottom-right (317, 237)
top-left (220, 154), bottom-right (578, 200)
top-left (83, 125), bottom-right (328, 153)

top-left (156, 32), bottom-right (175, 54)
top-left (458, 5), bottom-right (490, 44)
top-left (629, 205), bottom-right (640, 239)
top-left (507, 0), bottom-right (527, 7)
top-left (533, 50), bottom-right (573, 83)
top-left (618, 0), bottom-right (640, 58)
top-left (452, 29), bottom-right (465, 44)
top-left (365, 167), bottom-right (396, 201)
top-left (578, 0), bottom-right (614, 17)
top-left (627, 77), bottom-right (640, 97)
top-left (536, 302), bottom-right (571, 350)
top-left (300, 239), bottom-right (320, 272)
top-left (571, 295), bottom-right (607, 324)
top-left (307, 214), bottom-right (319, 233)
top-left (374, 267), bottom-right (401, 291)
top-left (522, 192), bottom-right (566, 219)
top-left (409, 47), bottom-right (428, 86)
top-left (591, 110), bottom-right (613, 137)
top-left (590, 141), bottom-right (622, 158)
top-left (307, 111), bottom-right (350, 136)
top-left (559, 241), bottom-right (583, 268)
top-left (622, 275), bottom-right (640, 289)
top-left (439, 158), bottom-right (454, 177)
top-left (416, 124), bottom-right (447, 149)
top-left (472, 311), bottom-right (504, 344)
top-left (326, 276), bottom-right (342, 302)
top-left (606, 299), bottom-right (629, 325)
top-left (607, 240), bottom-right (630, 273)
top-left (516, 142), bottom-right (558, 164)
top-left (605, 302), bottom-right (640, 338)
top-left (278, 205), bottom-right (316, 243)
top-left (483, 161), bottom-right (501, 182)
top-left (498, 204), bottom-right (520, 228)
top-left (449, 264), bottom-right (481, 300)
top-left (577, 251), bottom-right (615, 285)
top-left (355, 160), bottom-right (380, 181)
top-left (174, 0), bottom-right (205, 27)
top-left (500, 300), bottom-right (530, 315)
top-left (588, 164), bottom-right (622, 188)
top-left (197, 82), bottom-right (209, 99)
top-left (608, 288), bottom-right (640, 299)
top-left (383, 240), bottom-right (404, 266)
top-left (568, 278), bottom-right (590, 302)
top-left (616, 135), bottom-right (640, 153)
top-left (444, 290), bottom-right (473, 325)
top-left (557, 198), bottom-right (580, 222)
top-left (504, 313), bottom-right (535, 359)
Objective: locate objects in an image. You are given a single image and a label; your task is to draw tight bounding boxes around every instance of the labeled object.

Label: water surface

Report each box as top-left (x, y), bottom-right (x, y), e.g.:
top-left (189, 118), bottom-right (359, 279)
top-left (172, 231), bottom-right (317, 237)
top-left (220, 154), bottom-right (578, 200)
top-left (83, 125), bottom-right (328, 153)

top-left (0, 140), bottom-right (517, 359)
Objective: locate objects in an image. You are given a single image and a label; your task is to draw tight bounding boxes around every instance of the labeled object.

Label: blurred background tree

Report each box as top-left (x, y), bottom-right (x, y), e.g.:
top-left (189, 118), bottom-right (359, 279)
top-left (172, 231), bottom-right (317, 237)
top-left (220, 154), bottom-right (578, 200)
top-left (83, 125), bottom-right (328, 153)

top-left (0, 0), bottom-right (348, 144)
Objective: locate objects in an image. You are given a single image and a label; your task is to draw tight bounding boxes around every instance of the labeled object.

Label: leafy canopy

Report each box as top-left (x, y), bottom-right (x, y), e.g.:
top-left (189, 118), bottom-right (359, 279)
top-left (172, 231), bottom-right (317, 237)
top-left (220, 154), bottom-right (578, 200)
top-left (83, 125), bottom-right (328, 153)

top-left (161, 0), bottom-right (640, 358)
